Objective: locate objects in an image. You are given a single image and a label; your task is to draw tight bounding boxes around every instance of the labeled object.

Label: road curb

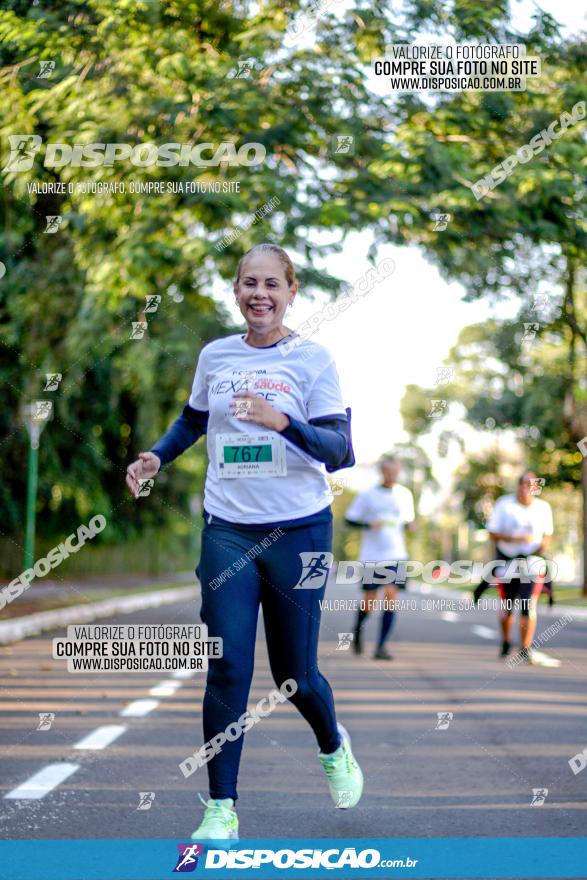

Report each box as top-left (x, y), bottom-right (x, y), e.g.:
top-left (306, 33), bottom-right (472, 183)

top-left (0, 585), bottom-right (198, 645)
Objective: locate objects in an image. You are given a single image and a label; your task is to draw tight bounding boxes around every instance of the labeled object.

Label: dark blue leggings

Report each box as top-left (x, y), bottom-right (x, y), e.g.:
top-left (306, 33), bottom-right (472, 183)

top-left (196, 507), bottom-right (340, 801)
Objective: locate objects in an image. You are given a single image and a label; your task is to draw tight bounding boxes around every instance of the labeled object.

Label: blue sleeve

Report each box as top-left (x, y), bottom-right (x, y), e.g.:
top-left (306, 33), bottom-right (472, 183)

top-left (150, 404), bottom-right (209, 468)
top-left (278, 408), bottom-right (355, 473)
top-left (345, 518), bottom-right (370, 529)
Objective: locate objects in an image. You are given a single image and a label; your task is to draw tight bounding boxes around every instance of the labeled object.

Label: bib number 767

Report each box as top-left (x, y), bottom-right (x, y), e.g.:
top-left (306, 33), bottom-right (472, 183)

top-left (227, 444), bottom-right (263, 462)
top-left (216, 433), bottom-right (287, 478)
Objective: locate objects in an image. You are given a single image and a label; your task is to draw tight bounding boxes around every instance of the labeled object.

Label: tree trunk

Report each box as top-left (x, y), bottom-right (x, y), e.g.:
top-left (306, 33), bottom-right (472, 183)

top-left (562, 255), bottom-right (587, 594)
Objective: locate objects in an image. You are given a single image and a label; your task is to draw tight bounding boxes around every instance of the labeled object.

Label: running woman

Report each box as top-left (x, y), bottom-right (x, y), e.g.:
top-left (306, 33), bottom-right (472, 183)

top-left (345, 456), bottom-right (415, 660)
top-left (126, 244), bottom-right (363, 839)
top-left (485, 471), bottom-right (554, 663)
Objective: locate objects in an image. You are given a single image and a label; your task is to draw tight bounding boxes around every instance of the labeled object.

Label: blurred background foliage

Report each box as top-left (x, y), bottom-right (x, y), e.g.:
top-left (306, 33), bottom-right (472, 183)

top-left (0, 0), bottom-right (584, 579)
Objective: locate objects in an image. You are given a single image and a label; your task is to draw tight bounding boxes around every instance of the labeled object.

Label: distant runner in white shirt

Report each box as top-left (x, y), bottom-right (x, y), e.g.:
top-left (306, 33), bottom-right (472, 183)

top-left (345, 457), bottom-right (415, 660)
top-left (486, 471), bottom-right (554, 664)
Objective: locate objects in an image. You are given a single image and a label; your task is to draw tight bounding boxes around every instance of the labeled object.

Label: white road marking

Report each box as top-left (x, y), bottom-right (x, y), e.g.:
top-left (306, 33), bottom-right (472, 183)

top-left (171, 669), bottom-right (194, 680)
top-left (4, 763), bottom-right (80, 799)
top-left (73, 725), bottom-right (127, 750)
top-left (119, 699), bottom-right (159, 717)
top-left (532, 650), bottom-right (562, 668)
top-left (440, 611), bottom-right (460, 622)
top-left (472, 625), bottom-right (498, 640)
top-left (149, 680), bottom-right (181, 697)
top-left (5, 658), bottom-right (187, 803)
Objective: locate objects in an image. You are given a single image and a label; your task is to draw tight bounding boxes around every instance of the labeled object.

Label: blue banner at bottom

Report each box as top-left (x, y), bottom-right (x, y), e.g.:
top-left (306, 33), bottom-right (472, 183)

top-left (1, 837), bottom-right (585, 879)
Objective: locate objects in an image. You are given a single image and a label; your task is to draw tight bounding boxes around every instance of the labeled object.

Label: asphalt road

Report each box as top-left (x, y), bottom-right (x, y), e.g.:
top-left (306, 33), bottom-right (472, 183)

top-left (0, 580), bottom-right (586, 843)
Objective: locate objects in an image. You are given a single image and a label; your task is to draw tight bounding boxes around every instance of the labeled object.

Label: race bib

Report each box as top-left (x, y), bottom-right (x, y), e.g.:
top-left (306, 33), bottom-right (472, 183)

top-left (216, 433), bottom-right (287, 479)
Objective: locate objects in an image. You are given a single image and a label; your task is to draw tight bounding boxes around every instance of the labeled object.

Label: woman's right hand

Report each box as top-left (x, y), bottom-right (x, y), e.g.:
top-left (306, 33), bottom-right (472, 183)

top-left (126, 452), bottom-right (161, 499)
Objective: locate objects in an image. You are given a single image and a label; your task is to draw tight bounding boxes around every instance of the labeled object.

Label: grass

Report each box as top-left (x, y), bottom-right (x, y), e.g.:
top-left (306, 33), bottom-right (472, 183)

top-left (543, 587), bottom-right (587, 606)
top-left (426, 579), bottom-right (587, 607)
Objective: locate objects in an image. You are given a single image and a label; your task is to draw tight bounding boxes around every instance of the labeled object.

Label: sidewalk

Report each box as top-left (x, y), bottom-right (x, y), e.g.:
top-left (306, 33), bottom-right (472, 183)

top-left (0, 572), bottom-right (198, 645)
top-left (0, 571), bottom-right (195, 620)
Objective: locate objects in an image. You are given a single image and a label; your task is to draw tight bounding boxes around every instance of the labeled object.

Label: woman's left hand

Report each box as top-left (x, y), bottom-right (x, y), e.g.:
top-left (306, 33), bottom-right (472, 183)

top-left (231, 392), bottom-right (290, 432)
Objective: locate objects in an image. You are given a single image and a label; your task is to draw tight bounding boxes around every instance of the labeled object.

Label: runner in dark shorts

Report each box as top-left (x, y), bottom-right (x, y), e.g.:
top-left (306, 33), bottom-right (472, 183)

top-left (483, 471), bottom-right (554, 664)
top-left (345, 457), bottom-right (416, 661)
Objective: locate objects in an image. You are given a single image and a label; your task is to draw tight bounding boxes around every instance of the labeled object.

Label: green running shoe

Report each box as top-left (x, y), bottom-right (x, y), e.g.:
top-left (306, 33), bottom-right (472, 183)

top-left (191, 794), bottom-right (239, 840)
top-left (318, 723), bottom-right (363, 809)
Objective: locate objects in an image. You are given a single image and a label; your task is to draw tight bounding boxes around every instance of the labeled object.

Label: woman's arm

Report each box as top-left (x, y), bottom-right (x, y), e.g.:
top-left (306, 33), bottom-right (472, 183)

top-left (150, 404), bottom-right (209, 468)
top-left (278, 412), bottom-right (354, 472)
top-left (127, 348), bottom-right (210, 498)
top-left (489, 531), bottom-right (533, 543)
top-left (345, 517), bottom-right (371, 529)
top-left (230, 392), bottom-right (355, 472)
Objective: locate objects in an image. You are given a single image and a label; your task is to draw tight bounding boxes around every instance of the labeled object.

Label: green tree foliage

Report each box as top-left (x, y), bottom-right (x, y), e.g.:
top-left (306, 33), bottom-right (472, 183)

top-left (386, 5), bottom-right (586, 583)
top-left (401, 312), bottom-right (586, 577)
top-left (1, 1), bottom-right (584, 580)
top-left (0, 0), bottom-right (396, 556)
top-left (453, 449), bottom-right (510, 528)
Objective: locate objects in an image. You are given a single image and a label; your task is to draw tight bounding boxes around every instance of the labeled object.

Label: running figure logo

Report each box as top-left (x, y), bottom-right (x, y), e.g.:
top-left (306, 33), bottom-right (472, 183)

top-left (332, 135), bottom-right (354, 155)
top-left (44, 373), bottom-right (62, 391)
top-left (136, 791), bottom-right (155, 811)
top-left (432, 213), bottom-right (451, 231)
top-left (428, 399), bottom-right (447, 419)
top-left (293, 552), bottom-right (333, 589)
top-left (336, 790), bottom-right (353, 808)
top-left (44, 215), bottom-right (63, 233)
top-left (144, 295), bottom-right (161, 313)
top-left (230, 58), bottom-right (255, 79)
top-left (239, 370), bottom-right (257, 392)
top-left (529, 477), bottom-right (545, 496)
top-left (137, 479), bottom-right (154, 498)
top-left (2, 135), bottom-right (42, 172)
top-left (36, 712), bottom-right (55, 731)
top-left (233, 399), bottom-right (252, 418)
top-left (130, 321), bottom-right (148, 339)
top-left (327, 477), bottom-right (346, 496)
top-left (37, 60), bottom-right (56, 78)
top-left (531, 294), bottom-right (549, 316)
top-left (337, 633), bottom-right (354, 651)
top-left (531, 788), bottom-right (548, 806)
top-left (173, 843), bottom-right (203, 872)
top-left (32, 400), bottom-right (53, 421)
top-left (435, 712), bottom-right (453, 730)
top-left (522, 322), bottom-right (539, 343)
top-left (435, 367), bottom-right (454, 385)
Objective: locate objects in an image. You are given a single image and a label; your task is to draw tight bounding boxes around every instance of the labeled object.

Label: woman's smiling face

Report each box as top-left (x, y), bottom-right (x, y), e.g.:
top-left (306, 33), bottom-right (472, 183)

top-left (234, 252), bottom-right (296, 334)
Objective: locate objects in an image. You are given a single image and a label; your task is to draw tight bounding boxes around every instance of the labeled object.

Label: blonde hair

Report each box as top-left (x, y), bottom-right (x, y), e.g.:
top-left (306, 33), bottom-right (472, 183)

top-left (235, 243), bottom-right (297, 287)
